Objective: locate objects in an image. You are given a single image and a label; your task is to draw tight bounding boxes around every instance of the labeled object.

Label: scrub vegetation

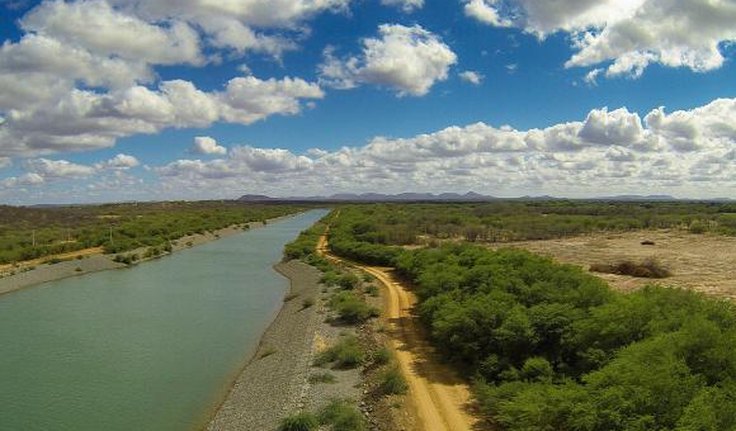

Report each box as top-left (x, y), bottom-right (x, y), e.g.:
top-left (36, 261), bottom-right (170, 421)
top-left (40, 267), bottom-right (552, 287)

top-left (0, 201), bottom-right (306, 264)
top-left (324, 203), bottom-right (736, 430)
top-left (329, 201), bottom-right (736, 253)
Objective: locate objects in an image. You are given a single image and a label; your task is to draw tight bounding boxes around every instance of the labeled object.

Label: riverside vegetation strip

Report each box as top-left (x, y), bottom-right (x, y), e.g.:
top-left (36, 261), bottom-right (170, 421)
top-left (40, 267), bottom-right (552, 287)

top-left (0, 201), bottom-right (308, 265)
top-left (321, 203), bottom-right (736, 431)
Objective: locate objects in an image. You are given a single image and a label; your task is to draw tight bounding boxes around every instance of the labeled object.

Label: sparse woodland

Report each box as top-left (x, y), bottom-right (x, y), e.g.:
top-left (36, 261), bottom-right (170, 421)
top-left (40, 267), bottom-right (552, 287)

top-left (0, 201), bottom-right (307, 264)
top-left (324, 202), bottom-right (736, 430)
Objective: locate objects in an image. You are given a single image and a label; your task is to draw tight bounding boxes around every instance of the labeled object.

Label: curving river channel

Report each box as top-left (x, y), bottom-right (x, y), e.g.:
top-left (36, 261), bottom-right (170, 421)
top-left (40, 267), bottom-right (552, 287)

top-left (0, 209), bottom-right (327, 431)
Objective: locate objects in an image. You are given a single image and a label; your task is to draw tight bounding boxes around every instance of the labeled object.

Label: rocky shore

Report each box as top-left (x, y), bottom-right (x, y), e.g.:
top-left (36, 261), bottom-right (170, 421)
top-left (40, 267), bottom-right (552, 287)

top-left (207, 260), bottom-right (327, 430)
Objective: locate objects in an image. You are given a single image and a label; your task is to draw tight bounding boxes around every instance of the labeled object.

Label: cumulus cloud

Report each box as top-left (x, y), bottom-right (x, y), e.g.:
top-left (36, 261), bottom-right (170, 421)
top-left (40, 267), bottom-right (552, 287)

top-left (0, 0), bottom-right (334, 158)
top-left (0, 75), bottom-right (323, 157)
top-left (192, 136), bottom-right (227, 155)
top-left (25, 158), bottom-right (96, 178)
top-left (381, 0), bottom-right (424, 13)
top-left (95, 153), bottom-right (140, 169)
top-left (464, 0), bottom-right (736, 78)
top-left (21, 0), bottom-right (203, 66)
top-left (319, 24), bottom-right (457, 96)
top-left (459, 70), bottom-right (484, 85)
top-left (146, 97), bottom-right (736, 200)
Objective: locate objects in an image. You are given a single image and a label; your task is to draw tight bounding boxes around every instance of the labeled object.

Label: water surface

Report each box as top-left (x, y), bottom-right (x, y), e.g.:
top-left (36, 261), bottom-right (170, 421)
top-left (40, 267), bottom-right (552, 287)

top-left (0, 209), bottom-right (326, 431)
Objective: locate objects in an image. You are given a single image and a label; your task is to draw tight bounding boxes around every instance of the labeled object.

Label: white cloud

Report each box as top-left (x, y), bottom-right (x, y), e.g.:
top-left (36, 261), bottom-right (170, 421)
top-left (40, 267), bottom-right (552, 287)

top-left (25, 158), bottom-right (96, 178)
top-left (21, 0), bottom-right (203, 66)
top-left (5, 97), bottom-right (736, 199)
top-left (459, 70), bottom-right (484, 85)
top-left (0, 75), bottom-right (323, 157)
top-left (147, 97), bottom-right (736, 200)
top-left (381, 0), bottom-right (424, 13)
top-left (0, 0), bottom-right (336, 159)
top-left (95, 153), bottom-right (140, 169)
top-left (464, 0), bottom-right (513, 27)
top-left (465, 0), bottom-right (736, 78)
top-left (319, 24), bottom-right (457, 96)
top-left (192, 136), bottom-right (227, 155)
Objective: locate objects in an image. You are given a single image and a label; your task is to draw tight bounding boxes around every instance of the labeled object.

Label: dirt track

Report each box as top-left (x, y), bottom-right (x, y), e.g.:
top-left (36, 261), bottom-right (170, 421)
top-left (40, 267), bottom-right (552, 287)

top-left (317, 235), bottom-right (481, 431)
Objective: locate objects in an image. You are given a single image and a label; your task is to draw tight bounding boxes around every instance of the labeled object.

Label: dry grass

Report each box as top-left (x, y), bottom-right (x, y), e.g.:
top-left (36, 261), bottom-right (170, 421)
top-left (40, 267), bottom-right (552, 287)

top-left (488, 229), bottom-right (736, 299)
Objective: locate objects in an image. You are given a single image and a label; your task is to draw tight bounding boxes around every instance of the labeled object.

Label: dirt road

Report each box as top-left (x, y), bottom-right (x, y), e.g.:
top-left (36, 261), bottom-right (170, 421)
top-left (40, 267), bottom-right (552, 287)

top-left (317, 235), bottom-right (481, 431)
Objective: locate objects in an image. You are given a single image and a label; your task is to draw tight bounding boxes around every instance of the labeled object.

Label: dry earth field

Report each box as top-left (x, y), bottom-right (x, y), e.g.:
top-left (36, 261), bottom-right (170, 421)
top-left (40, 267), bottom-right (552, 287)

top-left (488, 230), bottom-right (736, 299)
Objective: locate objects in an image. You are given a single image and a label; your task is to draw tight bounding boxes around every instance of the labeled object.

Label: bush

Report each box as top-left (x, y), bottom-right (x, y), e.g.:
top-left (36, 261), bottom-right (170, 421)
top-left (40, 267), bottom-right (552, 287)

top-left (379, 365), bottom-right (408, 395)
top-left (328, 291), bottom-right (379, 324)
top-left (319, 399), bottom-right (366, 431)
top-left (278, 412), bottom-right (319, 431)
top-left (590, 258), bottom-right (671, 278)
top-left (372, 346), bottom-right (392, 366)
top-left (315, 336), bottom-right (364, 369)
top-left (302, 297), bottom-right (315, 309)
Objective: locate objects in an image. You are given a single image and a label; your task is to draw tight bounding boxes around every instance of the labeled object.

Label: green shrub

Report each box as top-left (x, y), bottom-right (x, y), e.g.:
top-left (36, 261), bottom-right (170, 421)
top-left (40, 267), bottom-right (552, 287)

top-left (278, 412), bottom-right (319, 431)
top-left (328, 291), bottom-right (379, 324)
top-left (319, 399), bottom-right (366, 431)
top-left (373, 346), bottom-right (392, 366)
top-left (315, 336), bottom-right (364, 369)
top-left (379, 365), bottom-right (408, 395)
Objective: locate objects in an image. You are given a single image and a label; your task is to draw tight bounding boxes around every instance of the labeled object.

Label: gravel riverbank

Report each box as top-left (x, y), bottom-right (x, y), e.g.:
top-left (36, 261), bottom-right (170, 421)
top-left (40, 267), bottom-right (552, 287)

top-left (207, 260), bottom-right (324, 431)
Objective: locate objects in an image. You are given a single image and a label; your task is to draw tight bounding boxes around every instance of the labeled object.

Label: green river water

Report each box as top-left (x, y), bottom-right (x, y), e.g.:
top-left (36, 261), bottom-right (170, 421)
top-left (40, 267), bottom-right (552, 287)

top-left (0, 209), bottom-right (327, 431)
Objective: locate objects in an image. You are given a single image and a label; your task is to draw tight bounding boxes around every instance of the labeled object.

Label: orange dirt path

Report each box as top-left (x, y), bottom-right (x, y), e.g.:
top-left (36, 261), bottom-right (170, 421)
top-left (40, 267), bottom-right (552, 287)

top-left (317, 235), bottom-right (482, 431)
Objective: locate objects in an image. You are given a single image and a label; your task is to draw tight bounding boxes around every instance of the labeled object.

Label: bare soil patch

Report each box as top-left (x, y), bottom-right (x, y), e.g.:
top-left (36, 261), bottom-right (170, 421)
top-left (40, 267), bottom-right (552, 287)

top-left (488, 230), bottom-right (736, 299)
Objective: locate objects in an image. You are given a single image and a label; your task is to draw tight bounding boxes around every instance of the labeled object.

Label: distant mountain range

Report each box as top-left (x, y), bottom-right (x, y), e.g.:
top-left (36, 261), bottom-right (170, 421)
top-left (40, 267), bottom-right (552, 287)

top-left (238, 192), bottom-right (725, 203)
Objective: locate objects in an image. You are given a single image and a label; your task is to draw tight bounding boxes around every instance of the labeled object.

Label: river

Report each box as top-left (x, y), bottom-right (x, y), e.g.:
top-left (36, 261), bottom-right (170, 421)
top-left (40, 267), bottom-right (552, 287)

top-left (0, 209), bottom-right (327, 431)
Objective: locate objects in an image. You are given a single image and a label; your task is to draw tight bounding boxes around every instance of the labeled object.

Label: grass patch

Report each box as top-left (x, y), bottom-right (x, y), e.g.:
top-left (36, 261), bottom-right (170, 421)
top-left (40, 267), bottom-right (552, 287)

top-left (278, 412), bottom-right (319, 431)
top-left (365, 284), bottom-right (379, 297)
top-left (372, 346), bottom-right (392, 366)
top-left (590, 258), bottom-right (671, 278)
top-left (328, 291), bottom-right (379, 324)
top-left (308, 372), bottom-right (337, 384)
top-left (314, 336), bottom-right (364, 369)
top-left (319, 399), bottom-right (366, 431)
top-left (379, 365), bottom-right (408, 395)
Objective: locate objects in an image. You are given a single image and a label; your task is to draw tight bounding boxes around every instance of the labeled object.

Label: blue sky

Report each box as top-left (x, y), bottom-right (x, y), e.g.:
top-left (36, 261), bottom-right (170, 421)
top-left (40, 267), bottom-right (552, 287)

top-left (1, 0), bottom-right (735, 203)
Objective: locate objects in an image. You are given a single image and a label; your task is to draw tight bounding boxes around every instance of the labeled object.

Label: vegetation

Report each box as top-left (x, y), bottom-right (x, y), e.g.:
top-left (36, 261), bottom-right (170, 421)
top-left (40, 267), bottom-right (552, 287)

top-left (590, 258), bottom-right (672, 278)
top-left (318, 399), bottom-right (366, 431)
top-left (0, 201), bottom-right (306, 264)
top-left (324, 204), bottom-right (736, 430)
top-left (328, 291), bottom-right (379, 324)
top-left (372, 346), bottom-right (392, 366)
top-left (315, 336), bottom-right (365, 369)
top-left (278, 412), bottom-right (319, 431)
top-left (326, 202), bottom-right (736, 259)
top-left (379, 365), bottom-right (408, 395)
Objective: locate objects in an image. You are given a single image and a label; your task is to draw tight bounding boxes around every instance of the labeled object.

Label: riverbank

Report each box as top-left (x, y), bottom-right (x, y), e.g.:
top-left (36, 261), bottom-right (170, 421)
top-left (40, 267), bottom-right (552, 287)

top-left (206, 260), bottom-right (326, 430)
top-left (0, 214), bottom-right (299, 297)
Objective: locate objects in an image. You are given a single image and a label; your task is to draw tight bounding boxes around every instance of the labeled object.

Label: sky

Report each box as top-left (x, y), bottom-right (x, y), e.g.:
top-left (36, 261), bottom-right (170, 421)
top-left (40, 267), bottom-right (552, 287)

top-left (0, 0), bottom-right (735, 204)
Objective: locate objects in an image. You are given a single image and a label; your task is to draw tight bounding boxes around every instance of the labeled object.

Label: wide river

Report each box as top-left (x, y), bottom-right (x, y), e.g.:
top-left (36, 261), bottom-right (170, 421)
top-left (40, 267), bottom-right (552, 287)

top-left (0, 209), bottom-right (327, 431)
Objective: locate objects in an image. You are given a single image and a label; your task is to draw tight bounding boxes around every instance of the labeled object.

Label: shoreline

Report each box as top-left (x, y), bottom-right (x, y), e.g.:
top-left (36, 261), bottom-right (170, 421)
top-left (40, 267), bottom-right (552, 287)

top-left (0, 213), bottom-right (300, 298)
top-left (205, 259), bottom-right (325, 431)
